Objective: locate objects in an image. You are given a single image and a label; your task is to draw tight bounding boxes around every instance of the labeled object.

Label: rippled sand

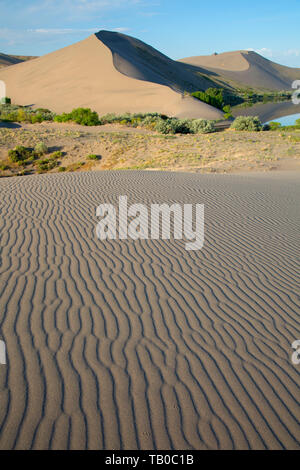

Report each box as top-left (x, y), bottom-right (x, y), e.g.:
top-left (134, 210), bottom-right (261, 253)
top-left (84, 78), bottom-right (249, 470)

top-left (0, 170), bottom-right (299, 449)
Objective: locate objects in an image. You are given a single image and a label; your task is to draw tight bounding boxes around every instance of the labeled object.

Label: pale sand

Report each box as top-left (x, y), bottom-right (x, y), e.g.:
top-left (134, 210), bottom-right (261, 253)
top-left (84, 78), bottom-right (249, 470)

top-left (0, 171), bottom-right (299, 450)
top-left (180, 51), bottom-right (251, 72)
top-left (180, 51), bottom-right (300, 91)
top-left (0, 33), bottom-right (223, 120)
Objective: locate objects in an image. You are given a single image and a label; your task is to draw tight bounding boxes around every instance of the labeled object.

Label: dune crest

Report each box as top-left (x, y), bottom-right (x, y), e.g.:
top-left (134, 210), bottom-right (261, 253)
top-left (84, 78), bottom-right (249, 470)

top-left (0, 32), bottom-right (223, 119)
top-left (180, 50), bottom-right (300, 90)
top-left (180, 50), bottom-right (251, 72)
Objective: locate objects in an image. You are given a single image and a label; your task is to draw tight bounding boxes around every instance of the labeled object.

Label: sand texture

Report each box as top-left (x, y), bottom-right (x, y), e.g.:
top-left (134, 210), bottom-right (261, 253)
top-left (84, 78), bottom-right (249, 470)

top-left (0, 170), bottom-right (299, 450)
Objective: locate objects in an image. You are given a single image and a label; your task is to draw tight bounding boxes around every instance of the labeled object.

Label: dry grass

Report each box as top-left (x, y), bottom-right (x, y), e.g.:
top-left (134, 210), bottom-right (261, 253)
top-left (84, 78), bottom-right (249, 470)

top-left (1, 122), bottom-right (300, 177)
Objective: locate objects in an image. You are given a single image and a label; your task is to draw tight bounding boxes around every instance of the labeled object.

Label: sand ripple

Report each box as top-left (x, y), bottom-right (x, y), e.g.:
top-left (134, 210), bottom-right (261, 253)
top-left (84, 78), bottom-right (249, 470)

top-left (0, 171), bottom-right (299, 449)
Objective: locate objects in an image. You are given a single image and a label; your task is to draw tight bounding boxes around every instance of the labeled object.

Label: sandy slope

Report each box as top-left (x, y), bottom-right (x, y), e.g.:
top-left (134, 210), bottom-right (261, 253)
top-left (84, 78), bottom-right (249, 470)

top-left (0, 171), bottom-right (299, 450)
top-left (180, 51), bottom-right (300, 90)
top-left (0, 33), bottom-right (222, 120)
top-left (233, 101), bottom-right (300, 122)
top-left (0, 53), bottom-right (36, 69)
top-left (180, 51), bottom-right (251, 72)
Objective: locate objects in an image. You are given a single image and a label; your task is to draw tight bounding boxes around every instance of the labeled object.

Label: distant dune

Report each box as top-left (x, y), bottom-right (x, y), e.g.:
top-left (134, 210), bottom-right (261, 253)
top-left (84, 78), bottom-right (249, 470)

top-left (0, 170), bottom-right (299, 449)
top-left (1, 31), bottom-right (299, 118)
top-left (179, 50), bottom-right (300, 91)
top-left (0, 52), bottom-right (36, 69)
top-left (0, 32), bottom-right (223, 120)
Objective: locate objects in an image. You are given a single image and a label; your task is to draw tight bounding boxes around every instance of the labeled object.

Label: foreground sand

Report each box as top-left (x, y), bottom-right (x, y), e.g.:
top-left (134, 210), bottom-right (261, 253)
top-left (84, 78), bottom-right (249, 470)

top-left (0, 170), bottom-right (299, 450)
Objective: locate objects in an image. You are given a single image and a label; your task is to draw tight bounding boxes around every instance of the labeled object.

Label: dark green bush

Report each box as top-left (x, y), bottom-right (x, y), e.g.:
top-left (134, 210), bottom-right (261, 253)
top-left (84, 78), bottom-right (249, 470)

top-left (54, 108), bottom-right (99, 126)
top-left (37, 159), bottom-right (59, 171)
top-left (8, 146), bottom-right (33, 162)
top-left (192, 89), bottom-right (224, 110)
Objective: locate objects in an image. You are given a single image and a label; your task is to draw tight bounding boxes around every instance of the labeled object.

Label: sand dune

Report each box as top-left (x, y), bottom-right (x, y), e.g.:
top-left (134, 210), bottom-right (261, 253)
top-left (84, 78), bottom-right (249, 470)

top-left (0, 32), bottom-right (223, 120)
top-left (0, 170), bottom-right (299, 450)
top-left (233, 101), bottom-right (300, 122)
top-left (180, 50), bottom-right (300, 90)
top-left (0, 53), bottom-right (36, 69)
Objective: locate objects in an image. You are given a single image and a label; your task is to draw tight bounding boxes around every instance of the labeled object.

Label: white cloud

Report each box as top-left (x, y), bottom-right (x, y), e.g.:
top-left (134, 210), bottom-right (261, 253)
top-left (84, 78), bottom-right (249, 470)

top-left (26, 0), bottom-right (141, 16)
top-left (28, 28), bottom-right (97, 34)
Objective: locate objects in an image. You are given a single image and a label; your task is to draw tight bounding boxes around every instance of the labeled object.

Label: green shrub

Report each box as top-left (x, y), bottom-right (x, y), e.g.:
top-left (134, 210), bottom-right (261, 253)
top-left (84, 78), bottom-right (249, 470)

top-left (86, 154), bottom-right (101, 160)
top-left (58, 167), bottom-right (66, 172)
top-left (192, 89), bottom-right (224, 110)
top-left (0, 103), bottom-right (55, 123)
top-left (37, 158), bottom-right (59, 171)
top-left (154, 118), bottom-right (190, 134)
top-left (8, 146), bottom-right (32, 162)
top-left (54, 108), bottom-right (99, 126)
top-left (231, 116), bottom-right (262, 131)
top-left (189, 119), bottom-right (215, 134)
top-left (35, 142), bottom-right (48, 156)
top-left (223, 105), bottom-right (233, 119)
top-left (0, 163), bottom-right (9, 170)
top-left (54, 113), bottom-right (71, 123)
top-left (268, 121), bottom-right (281, 131)
top-left (51, 151), bottom-right (63, 159)
top-left (0, 97), bottom-right (11, 104)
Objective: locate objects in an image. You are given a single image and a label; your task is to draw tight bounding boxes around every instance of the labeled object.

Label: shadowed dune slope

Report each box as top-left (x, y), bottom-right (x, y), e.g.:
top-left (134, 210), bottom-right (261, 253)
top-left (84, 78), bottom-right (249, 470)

top-left (180, 51), bottom-right (300, 90)
top-left (95, 31), bottom-right (217, 92)
top-left (0, 32), bottom-right (223, 119)
top-left (0, 53), bottom-right (23, 68)
top-left (0, 171), bottom-right (299, 450)
top-left (0, 53), bottom-right (36, 69)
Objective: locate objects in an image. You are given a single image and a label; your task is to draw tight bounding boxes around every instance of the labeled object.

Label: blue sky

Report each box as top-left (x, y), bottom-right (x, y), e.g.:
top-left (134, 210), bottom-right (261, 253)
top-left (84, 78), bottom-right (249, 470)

top-left (1, 0), bottom-right (299, 67)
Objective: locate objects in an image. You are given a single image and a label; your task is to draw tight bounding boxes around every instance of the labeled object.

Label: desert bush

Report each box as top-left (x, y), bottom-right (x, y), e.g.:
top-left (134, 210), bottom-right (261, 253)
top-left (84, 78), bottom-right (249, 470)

top-left (0, 104), bottom-right (55, 123)
top-left (54, 112), bottom-right (71, 123)
top-left (0, 97), bottom-right (11, 104)
top-left (268, 121), bottom-right (281, 130)
top-left (8, 146), bottom-right (32, 162)
top-left (35, 142), bottom-right (48, 156)
top-left (70, 108), bottom-right (99, 126)
top-left (87, 154), bottom-right (101, 160)
top-left (154, 118), bottom-right (191, 134)
top-left (0, 163), bottom-right (9, 170)
top-left (55, 108), bottom-right (99, 126)
top-left (37, 158), bottom-right (59, 171)
top-left (230, 116), bottom-right (262, 131)
top-left (51, 151), bottom-right (63, 159)
top-left (189, 119), bottom-right (215, 134)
